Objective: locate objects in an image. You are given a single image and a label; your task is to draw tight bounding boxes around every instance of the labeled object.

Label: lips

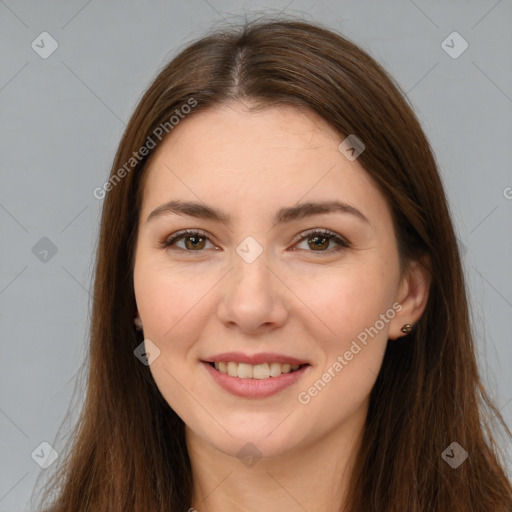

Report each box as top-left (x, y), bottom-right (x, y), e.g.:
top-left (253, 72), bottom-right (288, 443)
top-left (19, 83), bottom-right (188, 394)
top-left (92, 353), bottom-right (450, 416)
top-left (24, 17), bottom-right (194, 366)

top-left (204, 351), bottom-right (309, 366)
top-left (201, 352), bottom-right (311, 398)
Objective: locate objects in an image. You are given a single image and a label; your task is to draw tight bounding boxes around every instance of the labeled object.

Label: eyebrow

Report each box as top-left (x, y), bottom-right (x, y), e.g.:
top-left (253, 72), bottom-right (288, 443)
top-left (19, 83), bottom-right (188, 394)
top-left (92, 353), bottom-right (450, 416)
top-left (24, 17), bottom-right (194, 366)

top-left (146, 199), bottom-right (371, 228)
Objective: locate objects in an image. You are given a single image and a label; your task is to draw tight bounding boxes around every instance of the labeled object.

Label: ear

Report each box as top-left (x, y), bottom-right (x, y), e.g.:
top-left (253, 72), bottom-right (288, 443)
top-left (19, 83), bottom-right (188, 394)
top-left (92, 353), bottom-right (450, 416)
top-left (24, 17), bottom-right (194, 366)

top-left (388, 256), bottom-right (431, 340)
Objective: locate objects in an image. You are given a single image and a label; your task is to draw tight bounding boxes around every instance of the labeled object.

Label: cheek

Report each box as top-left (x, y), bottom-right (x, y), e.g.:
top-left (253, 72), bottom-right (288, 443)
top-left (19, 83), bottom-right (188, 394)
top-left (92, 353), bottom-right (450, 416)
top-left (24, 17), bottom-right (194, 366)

top-left (294, 262), bottom-right (396, 345)
top-left (133, 262), bottom-right (213, 419)
top-left (133, 258), bottom-right (223, 416)
top-left (292, 269), bottom-right (393, 422)
top-left (133, 256), bottom-right (214, 345)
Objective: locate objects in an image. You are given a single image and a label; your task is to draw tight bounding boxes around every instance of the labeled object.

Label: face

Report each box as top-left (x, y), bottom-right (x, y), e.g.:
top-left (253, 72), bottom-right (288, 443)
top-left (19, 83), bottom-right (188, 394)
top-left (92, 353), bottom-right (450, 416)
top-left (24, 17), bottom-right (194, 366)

top-left (133, 101), bottom-right (409, 460)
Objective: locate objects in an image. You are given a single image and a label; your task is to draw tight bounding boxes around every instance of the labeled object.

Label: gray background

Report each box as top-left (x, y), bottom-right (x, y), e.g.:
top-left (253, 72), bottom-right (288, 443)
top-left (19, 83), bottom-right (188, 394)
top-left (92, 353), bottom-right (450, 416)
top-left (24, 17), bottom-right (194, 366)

top-left (1, 0), bottom-right (511, 510)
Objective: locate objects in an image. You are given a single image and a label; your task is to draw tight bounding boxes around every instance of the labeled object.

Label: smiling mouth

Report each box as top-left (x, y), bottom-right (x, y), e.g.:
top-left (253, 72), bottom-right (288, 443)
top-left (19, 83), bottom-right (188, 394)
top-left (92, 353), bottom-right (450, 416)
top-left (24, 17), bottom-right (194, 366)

top-left (206, 361), bottom-right (308, 379)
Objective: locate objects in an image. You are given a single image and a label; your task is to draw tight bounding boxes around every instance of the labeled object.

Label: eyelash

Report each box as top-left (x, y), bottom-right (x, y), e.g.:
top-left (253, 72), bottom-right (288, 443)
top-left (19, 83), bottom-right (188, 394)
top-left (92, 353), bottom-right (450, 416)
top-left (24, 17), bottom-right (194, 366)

top-left (159, 228), bottom-right (350, 256)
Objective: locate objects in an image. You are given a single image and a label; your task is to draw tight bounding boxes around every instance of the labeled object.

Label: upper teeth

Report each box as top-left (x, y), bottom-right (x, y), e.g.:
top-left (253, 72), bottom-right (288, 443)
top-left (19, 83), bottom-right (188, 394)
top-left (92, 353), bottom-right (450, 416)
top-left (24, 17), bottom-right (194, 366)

top-left (213, 361), bottom-right (301, 379)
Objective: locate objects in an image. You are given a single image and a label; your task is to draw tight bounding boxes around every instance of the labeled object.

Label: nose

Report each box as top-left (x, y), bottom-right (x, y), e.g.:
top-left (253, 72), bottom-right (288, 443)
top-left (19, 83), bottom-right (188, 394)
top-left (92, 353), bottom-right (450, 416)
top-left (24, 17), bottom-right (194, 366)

top-left (216, 251), bottom-right (289, 335)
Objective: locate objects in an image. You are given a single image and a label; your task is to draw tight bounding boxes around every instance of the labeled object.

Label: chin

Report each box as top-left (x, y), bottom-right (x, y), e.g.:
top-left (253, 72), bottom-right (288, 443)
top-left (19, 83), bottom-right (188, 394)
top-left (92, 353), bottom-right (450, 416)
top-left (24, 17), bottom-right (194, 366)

top-left (187, 412), bottom-right (311, 461)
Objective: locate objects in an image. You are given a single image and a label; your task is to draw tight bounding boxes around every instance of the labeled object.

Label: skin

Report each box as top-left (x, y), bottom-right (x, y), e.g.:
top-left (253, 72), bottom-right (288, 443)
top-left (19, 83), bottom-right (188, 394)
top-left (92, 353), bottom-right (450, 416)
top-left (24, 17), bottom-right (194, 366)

top-left (133, 101), bottom-right (430, 512)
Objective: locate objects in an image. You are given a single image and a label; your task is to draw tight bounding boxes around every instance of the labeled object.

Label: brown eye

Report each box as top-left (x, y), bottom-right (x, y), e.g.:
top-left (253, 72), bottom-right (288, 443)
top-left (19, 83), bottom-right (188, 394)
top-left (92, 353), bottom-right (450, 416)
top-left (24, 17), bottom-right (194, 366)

top-left (182, 234), bottom-right (206, 250)
top-left (161, 229), bottom-right (214, 251)
top-left (307, 234), bottom-right (330, 250)
top-left (294, 229), bottom-right (350, 255)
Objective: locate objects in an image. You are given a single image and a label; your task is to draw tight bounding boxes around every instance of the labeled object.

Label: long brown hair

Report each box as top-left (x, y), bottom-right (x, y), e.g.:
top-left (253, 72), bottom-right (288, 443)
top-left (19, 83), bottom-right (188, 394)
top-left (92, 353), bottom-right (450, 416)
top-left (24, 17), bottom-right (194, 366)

top-left (36, 17), bottom-right (512, 512)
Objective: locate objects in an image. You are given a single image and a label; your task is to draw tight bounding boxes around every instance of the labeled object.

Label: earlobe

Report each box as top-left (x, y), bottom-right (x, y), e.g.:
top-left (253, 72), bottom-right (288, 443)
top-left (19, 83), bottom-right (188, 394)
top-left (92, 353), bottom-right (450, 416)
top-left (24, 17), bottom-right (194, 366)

top-left (389, 257), bottom-right (431, 340)
top-left (400, 323), bottom-right (413, 334)
top-left (134, 315), bottom-right (143, 331)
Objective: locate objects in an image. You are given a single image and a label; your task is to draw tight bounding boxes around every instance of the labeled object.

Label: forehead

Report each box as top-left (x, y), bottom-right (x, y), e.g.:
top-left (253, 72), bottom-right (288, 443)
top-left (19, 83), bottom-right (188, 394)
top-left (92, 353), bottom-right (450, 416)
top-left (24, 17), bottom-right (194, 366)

top-left (139, 103), bottom-right (389, 226)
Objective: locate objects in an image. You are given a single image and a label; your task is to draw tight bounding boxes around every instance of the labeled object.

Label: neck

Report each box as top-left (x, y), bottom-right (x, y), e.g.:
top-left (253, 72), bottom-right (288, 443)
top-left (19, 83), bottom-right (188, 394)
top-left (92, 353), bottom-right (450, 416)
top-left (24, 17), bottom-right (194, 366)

top-left (186, 401), bottom-right (367, 512)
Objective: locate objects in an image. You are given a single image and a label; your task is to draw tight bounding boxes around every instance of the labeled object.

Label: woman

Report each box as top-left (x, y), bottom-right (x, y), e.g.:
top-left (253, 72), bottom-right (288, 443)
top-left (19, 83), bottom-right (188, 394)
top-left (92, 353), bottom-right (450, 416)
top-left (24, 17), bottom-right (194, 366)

top-left (37, 17), bottom-right (512, 512)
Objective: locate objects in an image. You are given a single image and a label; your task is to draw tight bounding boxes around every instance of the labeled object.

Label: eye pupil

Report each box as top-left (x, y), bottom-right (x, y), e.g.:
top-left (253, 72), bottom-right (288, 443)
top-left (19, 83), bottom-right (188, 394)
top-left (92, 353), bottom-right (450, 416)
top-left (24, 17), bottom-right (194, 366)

top-left (185, 235), bottom-right (206, 250)
top-left (309, 235), bottom-right (329, 250)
